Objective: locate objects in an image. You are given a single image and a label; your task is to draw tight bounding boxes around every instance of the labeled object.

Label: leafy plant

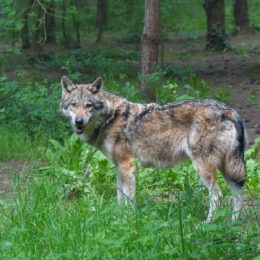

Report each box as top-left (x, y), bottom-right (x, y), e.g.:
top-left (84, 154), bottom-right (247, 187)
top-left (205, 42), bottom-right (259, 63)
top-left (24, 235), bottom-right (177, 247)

top-left (0, 73), bottom-right (67, 138)
top-left (147, 70), bottom-right (230, 103)
top-left (245, 138), bottom-right (260, 194)
top-left (41, 49), bottom-right (140, 80)
top-left (246, 137), bottom-right (260, 160)
top-left (41, 134), bottom-right (115, 199)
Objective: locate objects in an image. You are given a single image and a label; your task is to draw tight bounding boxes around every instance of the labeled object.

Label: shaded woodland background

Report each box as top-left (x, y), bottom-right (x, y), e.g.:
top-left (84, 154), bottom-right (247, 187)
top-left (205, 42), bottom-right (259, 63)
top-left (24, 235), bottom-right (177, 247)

top-left (0, 0), bottom-right (259, 141)
top-left (1, 0), bottom-right (257, 49)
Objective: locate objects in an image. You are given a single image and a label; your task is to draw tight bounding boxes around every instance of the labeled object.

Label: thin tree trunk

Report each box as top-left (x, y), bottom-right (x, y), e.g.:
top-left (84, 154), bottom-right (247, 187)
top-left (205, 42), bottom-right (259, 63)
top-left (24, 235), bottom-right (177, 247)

top-left (233, 0), bottom-right (250, 32)
top-left (204, 0), bottom-right (226, 51)
top-left (72, 0), bottom-right (81, 47)
top-left (141, 0), bottom-right (160, 101)
top-left (21, 0), bottom-right (33, 49)
top-left (95, 0), bottom-right (108, 44)
top-left (74, 19), bottom-right (80, 47)
top-left (11, 0), bottom-right (17, 47)
top-left (62, 0), bottom-right (68, 41)
top-left (46, 1), bottom-right (56, 43)
top-left (32, 4), bottom-right (44, 51)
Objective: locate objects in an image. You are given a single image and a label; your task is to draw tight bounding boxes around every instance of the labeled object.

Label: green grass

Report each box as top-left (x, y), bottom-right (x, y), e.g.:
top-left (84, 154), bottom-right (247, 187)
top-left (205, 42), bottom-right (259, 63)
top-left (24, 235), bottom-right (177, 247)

top-left (245, 64), bottom-right (260, 75)
top-left (0, 126), bottom-right (38, 161)
top-left (0, 134), bottom-right (259, 259)
top-left (0, 170), bottom-right (258, 258)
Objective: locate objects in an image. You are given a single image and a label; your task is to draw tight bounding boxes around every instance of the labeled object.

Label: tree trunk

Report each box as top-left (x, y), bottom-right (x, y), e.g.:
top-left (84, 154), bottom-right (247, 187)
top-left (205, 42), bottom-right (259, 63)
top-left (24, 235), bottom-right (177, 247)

top-left (233, 0), bottom-right (250, 32)
top-left (62, 0), bottom-right (68, 41)
top-left (46, 1), bottom-right (56, 43)
top-left (21, 0), bottom-right (33, 49)
top-left (72, 0), bottom-right (81, 47)
top-left (11, 0), bottom-right (17, 47)
top-left (74, 19), bottom-right (80, 47)
top-left (204, 0), bottom-right (226, 51)
top-left (61, 0), bottom-right (71, 46)
top-left (141, 0), bottom-right (160, 101)
top-left (95, 0), bottom-right (108, 44)
top-left (32, 4), bottom-right (44, 49)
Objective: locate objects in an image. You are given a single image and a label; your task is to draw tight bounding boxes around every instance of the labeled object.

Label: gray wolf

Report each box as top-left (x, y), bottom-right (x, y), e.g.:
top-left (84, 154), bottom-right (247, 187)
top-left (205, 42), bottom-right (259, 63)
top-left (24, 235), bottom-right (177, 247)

top-left (60, 76), bottom-right (247, 222)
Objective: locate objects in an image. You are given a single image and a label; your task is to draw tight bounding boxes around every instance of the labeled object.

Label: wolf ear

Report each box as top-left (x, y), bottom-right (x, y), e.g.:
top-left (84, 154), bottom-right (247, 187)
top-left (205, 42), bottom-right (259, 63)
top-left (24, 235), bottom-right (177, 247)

top-left (61, 76), bottom-right (76, 93)
top-left (90, 77), bottom-right (103, 93)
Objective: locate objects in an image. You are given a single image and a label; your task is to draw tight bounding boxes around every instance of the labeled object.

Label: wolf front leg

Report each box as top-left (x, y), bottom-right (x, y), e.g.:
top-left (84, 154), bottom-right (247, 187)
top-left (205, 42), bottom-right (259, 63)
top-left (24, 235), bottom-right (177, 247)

top-left (116, 159), bottom-right (136, 205)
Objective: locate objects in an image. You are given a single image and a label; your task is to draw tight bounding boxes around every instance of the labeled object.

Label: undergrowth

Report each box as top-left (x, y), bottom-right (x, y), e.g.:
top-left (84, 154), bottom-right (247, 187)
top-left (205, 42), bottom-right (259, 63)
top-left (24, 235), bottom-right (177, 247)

top-left (0, 134), bottom-right (259, 258)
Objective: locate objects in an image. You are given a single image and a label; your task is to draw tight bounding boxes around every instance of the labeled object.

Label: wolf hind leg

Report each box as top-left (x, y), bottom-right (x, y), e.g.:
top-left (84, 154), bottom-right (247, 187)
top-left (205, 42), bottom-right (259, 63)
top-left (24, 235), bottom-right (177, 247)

top-left (221, 156), bottom-right (246, 221)
top-left (229, 182), bottom-right (243, 222)
top-left (116, 160), bottom-right (136, 205)
top-left (193, 160), bottom-right (222, 222)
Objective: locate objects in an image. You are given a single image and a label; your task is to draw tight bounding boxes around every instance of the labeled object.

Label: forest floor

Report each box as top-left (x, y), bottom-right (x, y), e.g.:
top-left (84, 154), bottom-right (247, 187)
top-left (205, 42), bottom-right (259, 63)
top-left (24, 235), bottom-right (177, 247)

top-left (0, 32), bottom-right (259, 200)
top-left (166, 32), bottom-right (260, 145)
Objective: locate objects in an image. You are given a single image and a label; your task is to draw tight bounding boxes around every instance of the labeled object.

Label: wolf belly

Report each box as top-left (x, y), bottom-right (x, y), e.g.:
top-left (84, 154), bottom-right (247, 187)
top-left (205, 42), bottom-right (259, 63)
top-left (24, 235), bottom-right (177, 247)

top-left (129, 134), bottom-right (189, 168)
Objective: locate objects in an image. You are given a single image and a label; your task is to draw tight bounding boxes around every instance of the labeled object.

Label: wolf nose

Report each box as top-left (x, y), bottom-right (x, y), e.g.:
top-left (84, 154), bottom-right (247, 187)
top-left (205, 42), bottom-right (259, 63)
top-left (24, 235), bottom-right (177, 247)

top-left (75, 118), bottom-right (84, 126)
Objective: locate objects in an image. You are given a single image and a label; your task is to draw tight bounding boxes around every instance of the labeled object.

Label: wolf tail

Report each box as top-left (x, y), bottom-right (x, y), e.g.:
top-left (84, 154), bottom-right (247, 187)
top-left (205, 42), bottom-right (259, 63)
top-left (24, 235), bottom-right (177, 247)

top-left (228, 113), bottom-right (247, 181)
top-left (222, 111), bottom-right (247, 220)
top-left (234, 112), bottom-right (248, 158)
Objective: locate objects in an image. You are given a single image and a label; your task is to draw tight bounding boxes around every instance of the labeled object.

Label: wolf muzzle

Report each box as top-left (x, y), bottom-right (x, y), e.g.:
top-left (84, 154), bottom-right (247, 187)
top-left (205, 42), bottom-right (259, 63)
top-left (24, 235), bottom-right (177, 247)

top-left (75, 118), bottom-right (85, 134)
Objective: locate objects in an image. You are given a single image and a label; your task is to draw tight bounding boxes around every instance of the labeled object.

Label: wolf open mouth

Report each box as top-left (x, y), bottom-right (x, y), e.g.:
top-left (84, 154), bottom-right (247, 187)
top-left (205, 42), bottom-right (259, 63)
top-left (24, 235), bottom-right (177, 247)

top-left (75, 126), bottom-right (85, 134)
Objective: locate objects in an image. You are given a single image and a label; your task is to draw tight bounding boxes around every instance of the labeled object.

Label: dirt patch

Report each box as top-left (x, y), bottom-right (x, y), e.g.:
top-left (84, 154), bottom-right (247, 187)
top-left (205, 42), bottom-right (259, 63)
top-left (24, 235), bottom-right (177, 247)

top-left (166, 33), bottom-right (260, 144)
top-left (188, 52), bottom-right (260, 144)
top-left (0, 160), bottom-right (40, 202)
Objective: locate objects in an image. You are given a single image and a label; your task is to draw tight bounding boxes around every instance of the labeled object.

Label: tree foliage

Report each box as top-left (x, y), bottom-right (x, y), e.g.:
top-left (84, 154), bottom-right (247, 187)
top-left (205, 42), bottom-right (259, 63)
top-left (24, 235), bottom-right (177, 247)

top-left (0, 0), bottom-right (259, 49)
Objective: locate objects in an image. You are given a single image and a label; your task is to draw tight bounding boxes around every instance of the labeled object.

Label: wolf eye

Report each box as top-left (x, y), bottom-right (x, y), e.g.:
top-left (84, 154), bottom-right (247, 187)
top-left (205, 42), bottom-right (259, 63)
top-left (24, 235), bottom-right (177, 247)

top-left (70, 101), bottom-right (77, 107)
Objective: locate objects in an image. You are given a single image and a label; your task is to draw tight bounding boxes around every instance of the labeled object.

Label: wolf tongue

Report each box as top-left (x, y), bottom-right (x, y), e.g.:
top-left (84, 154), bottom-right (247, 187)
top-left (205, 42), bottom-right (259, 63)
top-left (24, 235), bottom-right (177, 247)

top-left (76, 127), bottom-right (84, 134)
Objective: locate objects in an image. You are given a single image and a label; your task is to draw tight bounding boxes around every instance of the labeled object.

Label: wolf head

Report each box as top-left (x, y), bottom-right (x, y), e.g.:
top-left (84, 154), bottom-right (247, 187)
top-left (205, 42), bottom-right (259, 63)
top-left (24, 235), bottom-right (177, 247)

top-left (60, 76), bottom-right (114, 136)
